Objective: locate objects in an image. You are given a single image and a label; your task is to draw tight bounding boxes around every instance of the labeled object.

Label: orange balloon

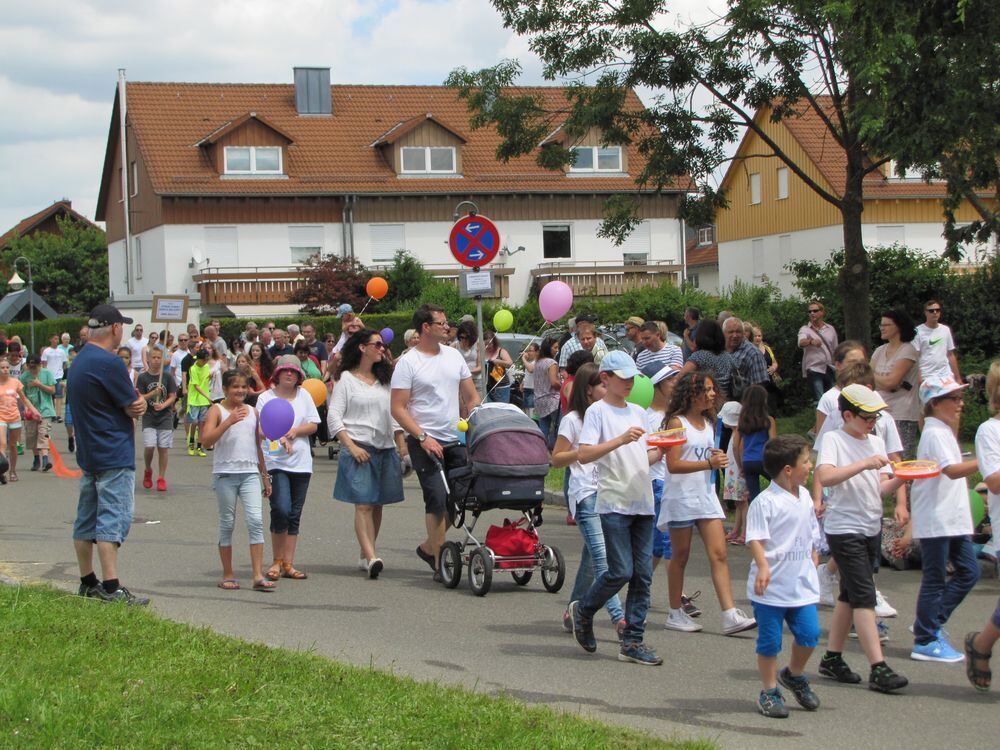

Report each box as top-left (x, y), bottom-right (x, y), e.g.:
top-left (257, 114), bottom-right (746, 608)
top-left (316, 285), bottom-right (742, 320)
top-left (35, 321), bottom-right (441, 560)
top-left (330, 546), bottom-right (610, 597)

top-left (366, 276), bottom-right (389, 300)
top-left (302, 378), bottom-right (327, 407)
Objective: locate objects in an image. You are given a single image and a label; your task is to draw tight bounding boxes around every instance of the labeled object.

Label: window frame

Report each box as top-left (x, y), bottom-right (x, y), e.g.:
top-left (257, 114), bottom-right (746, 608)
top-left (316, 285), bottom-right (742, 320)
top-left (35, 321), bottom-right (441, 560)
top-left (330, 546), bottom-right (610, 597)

top-left (542, 224), bottom-right (573, 260)
top-left (749, 173), bottom-right (762, 205)
top-left (777, 167), bottom-right (789, 200)
top-left (569, 145), bottom-right (623, 173)
top-left (399, 146), bottom-right (457, 174)
top-left (697, 226), bottom-right (713, 246)
top-left (223, 145), bottom-right (283, 175)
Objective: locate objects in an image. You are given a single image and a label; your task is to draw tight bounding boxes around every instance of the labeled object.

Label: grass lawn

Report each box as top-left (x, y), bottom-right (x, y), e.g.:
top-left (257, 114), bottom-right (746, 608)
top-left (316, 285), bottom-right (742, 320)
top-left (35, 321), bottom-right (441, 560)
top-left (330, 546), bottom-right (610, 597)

top-left (0, 585), bottom-right (712, 750)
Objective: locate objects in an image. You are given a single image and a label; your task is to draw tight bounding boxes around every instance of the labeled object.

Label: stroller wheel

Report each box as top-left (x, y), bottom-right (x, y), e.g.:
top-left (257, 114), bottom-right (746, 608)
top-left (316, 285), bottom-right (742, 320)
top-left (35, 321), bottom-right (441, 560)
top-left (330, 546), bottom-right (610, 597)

top-left (511, 570), bottom-right (533, 586)
top-left (540, 545), bottom-right (566, 593)
top-left (439, 541), bottom-right (463, 589)
top-left (468, 547), bottom-right (493, 597)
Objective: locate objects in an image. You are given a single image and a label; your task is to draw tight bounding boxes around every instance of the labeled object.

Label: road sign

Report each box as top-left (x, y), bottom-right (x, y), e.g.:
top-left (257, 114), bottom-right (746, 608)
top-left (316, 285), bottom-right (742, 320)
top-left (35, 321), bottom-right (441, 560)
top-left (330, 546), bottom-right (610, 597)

top-left (449, 215), bottom-right (500, 268)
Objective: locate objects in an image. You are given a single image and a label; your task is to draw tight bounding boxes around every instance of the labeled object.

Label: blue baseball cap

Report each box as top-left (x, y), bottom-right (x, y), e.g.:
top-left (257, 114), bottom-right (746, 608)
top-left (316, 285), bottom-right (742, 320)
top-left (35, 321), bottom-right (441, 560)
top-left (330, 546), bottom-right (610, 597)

top-left (599, 350), bottom-right (639, 379)
top-left (336, 303), bottom-right (354, 316)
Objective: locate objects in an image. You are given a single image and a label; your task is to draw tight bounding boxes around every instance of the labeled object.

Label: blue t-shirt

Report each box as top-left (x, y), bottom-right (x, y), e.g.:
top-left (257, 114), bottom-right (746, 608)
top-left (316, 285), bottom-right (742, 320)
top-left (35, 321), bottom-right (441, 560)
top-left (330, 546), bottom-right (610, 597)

top-left (67, 343), bottom-right (137, 473)
top-left (742, 429), bottom-right (769, 464)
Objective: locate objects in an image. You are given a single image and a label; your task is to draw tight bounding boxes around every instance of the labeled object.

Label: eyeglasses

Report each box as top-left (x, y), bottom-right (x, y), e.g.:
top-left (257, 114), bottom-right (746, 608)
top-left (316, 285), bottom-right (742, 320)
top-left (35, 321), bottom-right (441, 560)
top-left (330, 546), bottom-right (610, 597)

top-left (808, 309), bottom-right (821, 314)
top-left (853, 412), bottom-right (880, 423)
top-left (430, 320), bottom-right (449, 328)
top-left (365, 341), bottom-right (386, 350)
top-left (925, 308), bottom-right (941, 313)
top-left (267, 326), bottom-right (276, 330)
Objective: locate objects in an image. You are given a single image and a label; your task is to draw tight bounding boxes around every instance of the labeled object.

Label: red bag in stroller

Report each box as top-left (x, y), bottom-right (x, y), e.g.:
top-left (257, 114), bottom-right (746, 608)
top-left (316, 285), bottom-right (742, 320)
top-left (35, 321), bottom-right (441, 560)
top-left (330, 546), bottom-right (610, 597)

top-left (485, 518), bottom-right (538, 569)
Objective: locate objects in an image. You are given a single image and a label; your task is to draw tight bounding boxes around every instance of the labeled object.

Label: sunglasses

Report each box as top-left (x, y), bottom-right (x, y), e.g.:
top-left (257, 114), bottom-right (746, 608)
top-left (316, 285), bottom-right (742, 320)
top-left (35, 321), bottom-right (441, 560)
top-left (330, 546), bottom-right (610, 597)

top-left (365, 341), bottom-right (386, 350)
top-left (853, 412), bottom-right (880, 423)
top-left (926, 308), bottom-right (941, 313)
top-left (808, 309), bottom-right (821, 314)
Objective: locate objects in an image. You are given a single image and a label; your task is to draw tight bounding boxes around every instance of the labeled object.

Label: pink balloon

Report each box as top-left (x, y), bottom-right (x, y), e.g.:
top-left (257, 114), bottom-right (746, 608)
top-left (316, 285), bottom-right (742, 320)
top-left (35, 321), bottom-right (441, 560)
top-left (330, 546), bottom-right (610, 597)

top-left (538, 280), bottom-right (573, 323)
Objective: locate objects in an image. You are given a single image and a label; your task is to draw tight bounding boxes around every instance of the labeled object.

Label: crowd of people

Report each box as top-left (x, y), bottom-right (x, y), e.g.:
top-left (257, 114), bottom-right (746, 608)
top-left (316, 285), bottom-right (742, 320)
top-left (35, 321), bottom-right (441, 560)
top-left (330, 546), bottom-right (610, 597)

top-left (28, 294), bottom-right (997, 717)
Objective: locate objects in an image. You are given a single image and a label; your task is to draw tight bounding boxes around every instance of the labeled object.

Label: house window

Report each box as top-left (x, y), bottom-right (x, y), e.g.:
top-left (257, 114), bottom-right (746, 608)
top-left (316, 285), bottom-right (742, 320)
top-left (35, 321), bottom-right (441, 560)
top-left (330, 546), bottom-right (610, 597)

top-left (750, 173), bottom-right (761, 205)
top-left (370, 224), bottom-right (405, 263)
top-left (618, 221), bottom-right (650, 262)
top-left (876, 225), bottom-right (905, 246)
top-left (130, 161), bottom-right (139, 197)
top-left (569, 146), bottom-right (622, 172)
top-left (400, 146), bottom-right (456, 174)
top-left (688, 272), bottom-right (700, 288)
top-left (752, 238), bottom-right (764, 277)
top-left (542, 225), bottom-right (572, 259)
top-left (223, 146), bottom-right (282, 175)
top-left (777, 167), bottom-right (789, 200)
top-left (779, 234), bottom-right (792, 273)
top-left (134, 235), bottom-right (142, 280)
top-left (289, 226), bottom-right (324, 265)
top-left (697, 226), bottom-right (713, 246)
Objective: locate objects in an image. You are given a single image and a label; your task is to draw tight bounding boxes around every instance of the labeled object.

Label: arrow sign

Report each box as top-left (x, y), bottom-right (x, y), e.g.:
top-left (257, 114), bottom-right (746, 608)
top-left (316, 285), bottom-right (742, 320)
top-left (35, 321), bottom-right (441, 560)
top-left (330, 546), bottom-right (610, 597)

top-left (449, 214), bottom-right (500, 268)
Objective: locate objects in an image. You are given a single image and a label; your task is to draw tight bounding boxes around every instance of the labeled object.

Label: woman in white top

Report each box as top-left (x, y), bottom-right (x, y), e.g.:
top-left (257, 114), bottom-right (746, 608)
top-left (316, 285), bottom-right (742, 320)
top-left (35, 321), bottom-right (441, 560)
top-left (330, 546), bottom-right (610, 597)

top-left (258, 355), bottom-right (320, 582)
top-left (660, 371), bottom-right (757, 635)
top-left (451, 320), bottom-right (482, 393)
top-left (200, 369), bottom-right (274, 592)
top-left (208, 346), bottom-right (225, 403)
top-left (328, 329), bottom-right (406, 579)
top-left (871, 309), bottom-right (920, 460)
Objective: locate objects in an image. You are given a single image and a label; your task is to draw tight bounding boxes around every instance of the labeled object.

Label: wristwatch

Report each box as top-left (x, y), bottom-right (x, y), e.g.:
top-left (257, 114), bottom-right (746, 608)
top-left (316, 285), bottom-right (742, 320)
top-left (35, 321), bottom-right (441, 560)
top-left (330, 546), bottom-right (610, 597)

top-left (416, 432), bottom-right (427, 443)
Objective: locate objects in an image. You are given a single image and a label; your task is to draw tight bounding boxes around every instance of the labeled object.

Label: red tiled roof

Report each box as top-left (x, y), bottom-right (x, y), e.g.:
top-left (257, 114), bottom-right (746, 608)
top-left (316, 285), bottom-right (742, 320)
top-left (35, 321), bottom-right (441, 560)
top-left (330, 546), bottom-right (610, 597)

top-left (371, 113), bottom-right (467, 146)
top-left (0, 200), bottom-right (100, 249)
top-left (102, 82), bottom-right (684, 210)
top-left (195, 112), bottom-right (294, 146)
top-left (685, 238), bottom-right (718, 267)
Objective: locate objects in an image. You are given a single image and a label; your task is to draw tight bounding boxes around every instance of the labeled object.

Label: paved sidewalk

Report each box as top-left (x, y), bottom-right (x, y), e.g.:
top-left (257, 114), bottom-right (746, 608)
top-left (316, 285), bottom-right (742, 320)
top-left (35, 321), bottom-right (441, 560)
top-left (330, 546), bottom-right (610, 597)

top-left (1, 438), bottom-right (997, 747)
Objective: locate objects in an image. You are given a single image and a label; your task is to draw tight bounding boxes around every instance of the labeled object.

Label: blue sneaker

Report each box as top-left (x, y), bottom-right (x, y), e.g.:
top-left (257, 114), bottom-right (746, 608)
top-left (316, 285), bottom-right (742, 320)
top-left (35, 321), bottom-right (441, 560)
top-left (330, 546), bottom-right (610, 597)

top-left (778, 667), bottom-right (820, 710)
top-left (569, 601), bottom-right (596, 653)
top-left (618, 642), bottom-right (663, 666)
top-left (910, 637), bottom-right (964, 663)
top-left (757, 688), bottom-right (789, 718)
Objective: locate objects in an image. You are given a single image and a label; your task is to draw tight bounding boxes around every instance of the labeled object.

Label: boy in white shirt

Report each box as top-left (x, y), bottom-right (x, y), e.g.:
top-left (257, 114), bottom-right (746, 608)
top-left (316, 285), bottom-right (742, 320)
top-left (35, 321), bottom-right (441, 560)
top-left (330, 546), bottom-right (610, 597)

top-left (747, 434), bottom-right (821, 718)
top-left (815, 384), bottom-right (909, 694)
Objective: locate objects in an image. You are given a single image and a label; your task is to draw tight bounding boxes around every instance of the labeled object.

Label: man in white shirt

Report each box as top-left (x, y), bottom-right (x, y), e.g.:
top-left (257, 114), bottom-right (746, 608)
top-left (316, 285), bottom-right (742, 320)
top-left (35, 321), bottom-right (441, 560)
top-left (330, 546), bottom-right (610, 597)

top-left (125, 325), bottom-right (148, 374)
top-left (391, 304), bottom-right (481, 582)
top-left (797, 301), bottom-right (839, 403)
top-left (913, 299), bottom-right (962, 382)
top-left (42, 334), bottom-right (69, 422)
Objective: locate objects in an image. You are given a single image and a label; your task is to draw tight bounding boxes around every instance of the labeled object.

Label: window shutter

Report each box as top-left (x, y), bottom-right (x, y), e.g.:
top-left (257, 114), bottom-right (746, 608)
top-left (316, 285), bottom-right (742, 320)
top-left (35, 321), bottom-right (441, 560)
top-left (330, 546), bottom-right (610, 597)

top-left (370, 224), bottom-right (405, 263)
top-left (618, 221), bottom-right (651, 261)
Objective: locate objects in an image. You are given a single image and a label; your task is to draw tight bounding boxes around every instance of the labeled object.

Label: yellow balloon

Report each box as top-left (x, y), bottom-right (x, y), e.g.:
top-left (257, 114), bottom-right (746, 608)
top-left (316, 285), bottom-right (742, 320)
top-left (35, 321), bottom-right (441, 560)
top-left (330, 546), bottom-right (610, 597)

top-left (457, 419), bottom-right (469, 432)
top-left (493, 309), bottom-right (514, 333)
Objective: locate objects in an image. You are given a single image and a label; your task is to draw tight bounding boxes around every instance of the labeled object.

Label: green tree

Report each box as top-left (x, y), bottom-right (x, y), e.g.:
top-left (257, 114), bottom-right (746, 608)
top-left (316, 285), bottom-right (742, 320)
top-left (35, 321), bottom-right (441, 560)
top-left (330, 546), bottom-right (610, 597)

top-left (2, 216), bottom-right (109, 315)
top-left (384, 251), bottom-right (434, 310)
top-left (446, 0), bottom-right (965, 349)
top-left (290, 254), bottom-right (370, 313)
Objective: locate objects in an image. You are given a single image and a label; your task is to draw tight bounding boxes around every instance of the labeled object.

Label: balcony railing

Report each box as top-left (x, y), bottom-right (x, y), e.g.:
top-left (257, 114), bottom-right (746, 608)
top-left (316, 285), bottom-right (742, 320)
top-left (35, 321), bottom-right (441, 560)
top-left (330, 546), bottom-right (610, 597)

top-left (530, 260), bottom-right (681, 297)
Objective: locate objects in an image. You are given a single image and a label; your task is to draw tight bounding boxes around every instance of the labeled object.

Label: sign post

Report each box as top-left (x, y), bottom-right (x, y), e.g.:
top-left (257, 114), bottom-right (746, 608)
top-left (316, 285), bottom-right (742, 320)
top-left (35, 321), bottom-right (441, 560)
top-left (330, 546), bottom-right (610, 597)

top-left (449, 213), bottom-right (500, 400)
top-left (150, 295), bottom-right (190, 394)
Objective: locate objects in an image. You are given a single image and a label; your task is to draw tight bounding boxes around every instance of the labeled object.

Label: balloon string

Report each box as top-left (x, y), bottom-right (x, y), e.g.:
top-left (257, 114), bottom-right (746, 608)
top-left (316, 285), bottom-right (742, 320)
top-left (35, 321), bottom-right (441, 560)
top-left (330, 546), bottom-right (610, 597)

top-left (358, 296), bottom-right (373, 316)
top-left (481, 320), bottom-right (553, 401)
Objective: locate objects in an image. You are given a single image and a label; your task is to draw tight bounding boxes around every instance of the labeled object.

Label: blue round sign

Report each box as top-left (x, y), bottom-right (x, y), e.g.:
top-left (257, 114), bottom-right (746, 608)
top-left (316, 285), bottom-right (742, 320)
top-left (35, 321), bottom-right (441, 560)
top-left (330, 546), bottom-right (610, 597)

top-left (449, 215), bottom-right (500, 268)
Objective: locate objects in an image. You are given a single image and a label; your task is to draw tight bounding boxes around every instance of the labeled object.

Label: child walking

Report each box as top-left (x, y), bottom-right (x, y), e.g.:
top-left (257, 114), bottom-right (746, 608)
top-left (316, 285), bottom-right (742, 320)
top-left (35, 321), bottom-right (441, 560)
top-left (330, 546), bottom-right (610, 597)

top-left (569, 351), bottom-right (663, 665)
top-left (815, 384), bottom-right (908, 693)
top-left (200, 370), bottom-right (274, 591)
top-left (20, 355), bottom-right (56, 472)
top-left (185, 347), bottom-right (211, 456)
top-left (747, 434), bottom-right (822, 718)
top-left (909, 376), bottom-right (980, 662)
top-left (731, 385), bottom-right (777, 543)
top-left (660, 371), bottom-right (757, 635)
top-left (136, 348), bottom-right (177, 491)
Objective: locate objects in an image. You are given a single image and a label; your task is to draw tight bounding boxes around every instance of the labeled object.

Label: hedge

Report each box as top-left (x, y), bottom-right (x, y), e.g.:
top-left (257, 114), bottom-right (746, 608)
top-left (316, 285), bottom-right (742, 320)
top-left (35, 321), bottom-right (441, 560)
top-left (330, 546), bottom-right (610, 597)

top-left (1, 317), bottom-right (88, 356)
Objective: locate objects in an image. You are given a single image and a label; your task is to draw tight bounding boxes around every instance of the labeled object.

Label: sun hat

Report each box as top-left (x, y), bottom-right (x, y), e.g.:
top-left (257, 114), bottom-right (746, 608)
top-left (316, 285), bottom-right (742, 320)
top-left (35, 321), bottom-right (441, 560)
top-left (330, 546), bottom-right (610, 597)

top-left (271, 354), bottom-right (304, 384)
top-left (599, 350), bottom-right (639, 379)
top-left (650, 364), bottom-right (681, 385)
top-left (719, 401), bottom-right (742, 428)
top-left (918, 376), bottom-right (969, 405)
top-left (841, 383), bottom-right (888, 414)
top-left (336, 303), bottom-right (354, 317)
top-left (626, 316), bottom-right (645, 327)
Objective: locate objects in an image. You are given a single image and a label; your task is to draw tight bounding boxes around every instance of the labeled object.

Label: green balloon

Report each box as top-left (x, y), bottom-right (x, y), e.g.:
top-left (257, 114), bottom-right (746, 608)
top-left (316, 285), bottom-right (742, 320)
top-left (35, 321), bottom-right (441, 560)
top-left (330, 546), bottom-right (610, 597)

top-left (970, 489), bottom-right (986, 527)
top-left (493, 309), bottom-right (514, 332)
top-left (626, 374), bottom-right (654, 410)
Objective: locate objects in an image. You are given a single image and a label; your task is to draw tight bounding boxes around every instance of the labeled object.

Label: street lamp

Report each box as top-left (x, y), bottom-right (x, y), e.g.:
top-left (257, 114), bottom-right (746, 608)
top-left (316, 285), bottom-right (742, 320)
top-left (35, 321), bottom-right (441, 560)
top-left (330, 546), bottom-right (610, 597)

top-left (8, 256), bottom-right (34, 354)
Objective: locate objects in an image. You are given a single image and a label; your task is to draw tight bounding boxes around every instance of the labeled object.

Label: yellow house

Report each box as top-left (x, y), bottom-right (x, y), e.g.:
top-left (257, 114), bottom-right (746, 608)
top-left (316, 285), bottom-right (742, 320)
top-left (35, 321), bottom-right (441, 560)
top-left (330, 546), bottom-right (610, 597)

top-left (715, 99), bottom-right (996, 294)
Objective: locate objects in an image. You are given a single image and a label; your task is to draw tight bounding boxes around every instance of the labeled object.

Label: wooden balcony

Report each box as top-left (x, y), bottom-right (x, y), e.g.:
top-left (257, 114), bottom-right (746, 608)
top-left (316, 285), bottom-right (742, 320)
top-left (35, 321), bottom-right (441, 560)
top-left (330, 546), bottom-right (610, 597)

top-left (372, 264), bottom-right (513, 299)
top-left (530, 260), bottom-right (681, 298)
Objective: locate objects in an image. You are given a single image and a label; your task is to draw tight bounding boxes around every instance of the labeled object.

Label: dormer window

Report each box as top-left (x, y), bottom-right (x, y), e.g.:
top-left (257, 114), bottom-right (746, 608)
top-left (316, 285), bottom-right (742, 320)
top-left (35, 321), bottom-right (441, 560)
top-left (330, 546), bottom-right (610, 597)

top-left (570, 146), bottom-right (622, 172)
top-left (698, 226), bottom-right (714, 246)
top-left (224, 146), bottom-right (282, 175)
top-left (400, 146), bottom-right (456, 174)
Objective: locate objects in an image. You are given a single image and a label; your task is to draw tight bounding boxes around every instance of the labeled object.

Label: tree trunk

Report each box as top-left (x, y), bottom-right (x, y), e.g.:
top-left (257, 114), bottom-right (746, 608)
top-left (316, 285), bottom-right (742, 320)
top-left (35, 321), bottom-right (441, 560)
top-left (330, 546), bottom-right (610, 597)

top-left (837, 144), bottom-right (871, 351)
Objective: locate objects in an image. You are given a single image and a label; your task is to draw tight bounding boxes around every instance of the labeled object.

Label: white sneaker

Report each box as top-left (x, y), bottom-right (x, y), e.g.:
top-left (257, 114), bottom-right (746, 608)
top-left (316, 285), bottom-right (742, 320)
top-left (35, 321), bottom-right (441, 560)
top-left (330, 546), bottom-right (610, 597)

top-left (817, 563), bottom-right (837, 608)
top-left (721, 607), bottom-right (757, 635)
top-left (664, 607), bottom-right (703, 632)
top-left (366, 558), bottom-right (384, 579)
top-left (874, 589), bottom-right (898, 618)
top-left (357, 557), bottom-right (367, 571)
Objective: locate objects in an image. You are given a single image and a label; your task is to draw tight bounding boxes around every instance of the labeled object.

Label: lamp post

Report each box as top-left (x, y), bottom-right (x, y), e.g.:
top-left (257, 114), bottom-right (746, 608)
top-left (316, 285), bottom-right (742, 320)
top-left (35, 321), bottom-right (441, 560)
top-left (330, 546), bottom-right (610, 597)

top-left (8, 256), bottom-right (34, 354)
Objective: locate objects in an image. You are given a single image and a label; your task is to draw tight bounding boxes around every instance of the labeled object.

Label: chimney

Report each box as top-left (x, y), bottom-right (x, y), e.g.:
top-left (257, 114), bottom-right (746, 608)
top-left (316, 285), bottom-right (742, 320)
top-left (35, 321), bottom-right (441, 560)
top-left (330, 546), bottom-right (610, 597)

top-left (294, 67), bottom-right (332, 116)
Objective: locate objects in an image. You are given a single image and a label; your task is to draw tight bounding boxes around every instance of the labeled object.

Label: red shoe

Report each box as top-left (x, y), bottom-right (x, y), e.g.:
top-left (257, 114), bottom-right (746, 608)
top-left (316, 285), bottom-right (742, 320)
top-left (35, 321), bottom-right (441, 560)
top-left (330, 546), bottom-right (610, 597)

top-left (142, 469), bottom-right (153, 489)
top-left (566, 513), bottom-right (577, 526)
top-left (156, 477), bottom-right (167, 492)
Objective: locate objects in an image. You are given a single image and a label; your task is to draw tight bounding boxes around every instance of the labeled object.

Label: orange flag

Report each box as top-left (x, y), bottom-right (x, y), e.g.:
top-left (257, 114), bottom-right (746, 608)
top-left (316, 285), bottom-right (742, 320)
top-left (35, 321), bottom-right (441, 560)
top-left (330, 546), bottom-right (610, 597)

top-left (48, 439), bottom-right (82, 479)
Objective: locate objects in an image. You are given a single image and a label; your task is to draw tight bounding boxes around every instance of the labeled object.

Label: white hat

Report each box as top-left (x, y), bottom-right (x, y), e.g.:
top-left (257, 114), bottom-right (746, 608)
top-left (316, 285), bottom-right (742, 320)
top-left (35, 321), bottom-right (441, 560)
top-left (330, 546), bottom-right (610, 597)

top-left (719, 401), bottom-right (742, 428)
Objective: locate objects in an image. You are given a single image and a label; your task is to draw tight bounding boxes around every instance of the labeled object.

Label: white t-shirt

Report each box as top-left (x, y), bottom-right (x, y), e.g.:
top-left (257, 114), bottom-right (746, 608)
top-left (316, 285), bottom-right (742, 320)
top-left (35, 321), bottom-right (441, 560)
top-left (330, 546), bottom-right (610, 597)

top-left (256, 388), bottom-right (321, 474)
top-left (170, 349), bottom-right (188, 388)
top-left (41, 346), bottom-right (68, 379)
top-left (579, 399), bottom-right (654, 516)
top-left (644, 407), bottom-right (666, 482)
top-left (746, 483), bottom-right (821, 607)
top-left (910, 416), bottom-right (973, 538)
top-left (815, 387), bottom-right (903, 457)
top-left (657, 414), bottom-right (724, 528)
top-left (557, 410), bottom-right (598, 516)
top-left (817, 429), bottom-right (891, 536)
top-left (390, 344), bottom-right (472, 443)
top-left (975, 417), bottom-right (1000, 511)
top-left (913, 323), bottom-right (956, 379)
top-left (126, 337), bottom-right (148, 369)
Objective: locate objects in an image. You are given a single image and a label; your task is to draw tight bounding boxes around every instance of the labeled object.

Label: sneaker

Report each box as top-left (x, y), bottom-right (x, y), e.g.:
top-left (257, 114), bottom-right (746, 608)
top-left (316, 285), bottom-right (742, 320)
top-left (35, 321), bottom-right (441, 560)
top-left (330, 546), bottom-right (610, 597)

top-left (618, 642), bottom-right (663, 666)
top-left (849, 620), bottom-right (890, 643)
top-left (570, 600), bottom-right (597, 653)
top-left (187, 444), bottom-right (196, 456)
top-left (818, 653), bottom-right (861, 684)
top-left (722, 607), bottom-right (757, 635)
top-left (42, 460), bottom-right (53, 472)
top-left (16, 442), bottom-right (22, 455)
top-left (156, 478), bottom-right (167, 492)
top-left (68, 436), bottom-right (75, 453)
top-left (874, 590), bottom-right (898, 618)
top-left (817, 563), bottom-right (837, 608)
top-left (30, 456), bottom-right (40, 471)
top-left (367, 558), bottom-right (384, 580)
top-left (778, 667), bottom-right (820, 710)
top-left (93, 586), bottom-right (151, 606)
top-left (143, 469), bottom-right (153, 489)
top-left (358, 557), bottom-right (368, 572)
top-left (869, 662), bottom-right (908, 693)
top-left (664, 607), bottom-right (703, 632)
top-left (196, 447), bottom-right (207, 457)
top-left (562, 609), bottom-right (573, 633)
top-left (757, 688), bottom-right (789, 719)
top-left (77, 582), bottom-right (96, 597)
top-left (910, 637), bottom-right (964, 663)
top-left (681, 590), bottom-right (702, 618)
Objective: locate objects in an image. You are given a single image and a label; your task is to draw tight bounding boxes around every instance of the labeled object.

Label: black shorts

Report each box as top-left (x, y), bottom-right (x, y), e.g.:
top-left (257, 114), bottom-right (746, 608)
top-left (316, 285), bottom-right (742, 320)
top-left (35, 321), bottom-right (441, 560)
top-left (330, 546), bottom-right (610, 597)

top-left (826, 532), bottom-right (879, 609)
top-left (406, 436), bottom-right (468, 515)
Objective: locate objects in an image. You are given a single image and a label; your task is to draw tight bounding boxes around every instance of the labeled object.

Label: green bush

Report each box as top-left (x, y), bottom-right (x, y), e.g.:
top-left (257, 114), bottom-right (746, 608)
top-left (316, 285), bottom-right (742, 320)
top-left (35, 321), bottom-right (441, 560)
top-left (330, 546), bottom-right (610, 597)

top-left (1, 317), bottom-right (88, 355)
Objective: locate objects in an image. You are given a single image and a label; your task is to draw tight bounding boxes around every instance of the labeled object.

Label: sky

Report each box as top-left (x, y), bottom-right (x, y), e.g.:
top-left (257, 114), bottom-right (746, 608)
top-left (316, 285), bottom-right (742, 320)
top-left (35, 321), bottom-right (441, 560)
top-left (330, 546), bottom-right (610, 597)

top-left (0, 0), bottom-right (717, 233)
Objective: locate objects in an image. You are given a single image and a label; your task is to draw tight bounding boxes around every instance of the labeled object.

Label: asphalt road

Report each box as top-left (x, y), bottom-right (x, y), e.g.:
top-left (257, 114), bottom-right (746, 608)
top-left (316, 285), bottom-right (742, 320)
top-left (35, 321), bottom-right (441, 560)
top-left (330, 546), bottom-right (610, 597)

top-left (2, 436), bottom-right (998, 748)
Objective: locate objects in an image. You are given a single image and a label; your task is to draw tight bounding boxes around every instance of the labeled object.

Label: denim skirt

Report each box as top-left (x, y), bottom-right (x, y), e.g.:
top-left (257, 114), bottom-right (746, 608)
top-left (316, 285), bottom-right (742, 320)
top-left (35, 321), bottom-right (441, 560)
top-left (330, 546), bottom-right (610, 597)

top-left (333, 443), bottom-right (404, 505)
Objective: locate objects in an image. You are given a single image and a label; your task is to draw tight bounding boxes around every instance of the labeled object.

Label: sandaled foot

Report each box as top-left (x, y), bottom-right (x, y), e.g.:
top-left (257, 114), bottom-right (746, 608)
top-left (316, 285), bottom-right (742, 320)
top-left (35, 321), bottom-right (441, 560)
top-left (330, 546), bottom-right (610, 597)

top-left (281, 561), bottom-right (307, 579)
top-left (965, 632), bottom-right (993, 692)
top-left (252, 579), bottom-right (276, 592)
top-left (265, 560), bottom-right (283, 581)
top-left (9, 472), bottom-right (18, 482)
top-left (217, 579), bottom-right (240, 590)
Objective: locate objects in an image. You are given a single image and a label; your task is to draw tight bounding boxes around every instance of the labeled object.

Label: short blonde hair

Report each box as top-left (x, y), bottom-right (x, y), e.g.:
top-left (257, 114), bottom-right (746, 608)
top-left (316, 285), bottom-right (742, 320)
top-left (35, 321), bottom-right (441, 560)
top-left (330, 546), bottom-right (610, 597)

top-left (987, 360), bottom-right (1000, 415)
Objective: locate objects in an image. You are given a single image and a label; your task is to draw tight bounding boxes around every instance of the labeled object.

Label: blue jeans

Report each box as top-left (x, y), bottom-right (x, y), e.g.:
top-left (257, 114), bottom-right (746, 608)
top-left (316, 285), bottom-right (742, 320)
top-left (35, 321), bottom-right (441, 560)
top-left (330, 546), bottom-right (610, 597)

top-left (214, 473), bottom-right (264, 546)
top-left (914, 535), bottom-right (980, 644)
top-left (268, 470), bottom-right (311, 535)
top-left (806, 368), bottom-right (834, 403)
top-left (651, 479), bottom-right (671, 559)
top-left (743, 460), bottom-right (767, 502)
top-left (73, 468), bottom-right (136, 545)
top-left (568, 493), bottom-right (624, 623)
top-left (537, 409), bottom-right (560, 450)
top-left (579, 512), bottom-right (654, 643)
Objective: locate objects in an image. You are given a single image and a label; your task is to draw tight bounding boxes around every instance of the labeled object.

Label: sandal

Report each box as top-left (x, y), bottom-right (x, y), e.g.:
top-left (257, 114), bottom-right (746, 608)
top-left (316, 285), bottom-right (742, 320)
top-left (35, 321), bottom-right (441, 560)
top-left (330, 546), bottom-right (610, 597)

top-left (9, 472), bottom-right (18, 482)
top-left (265, 559), bottom-right (283, 581)
top-left (281, 561), bottom-right (307, 580)
top-left (252, 579), bottom-right (276, 592)
top-left (217, 579), bottom-right (240, 590)
top-left (965, 632), bottom-right (992, 692)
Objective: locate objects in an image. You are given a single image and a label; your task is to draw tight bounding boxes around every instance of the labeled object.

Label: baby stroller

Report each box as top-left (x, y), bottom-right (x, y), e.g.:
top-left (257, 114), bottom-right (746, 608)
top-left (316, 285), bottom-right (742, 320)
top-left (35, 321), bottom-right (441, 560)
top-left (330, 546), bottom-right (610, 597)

top-left (437, 403), bottom-right (566, 596)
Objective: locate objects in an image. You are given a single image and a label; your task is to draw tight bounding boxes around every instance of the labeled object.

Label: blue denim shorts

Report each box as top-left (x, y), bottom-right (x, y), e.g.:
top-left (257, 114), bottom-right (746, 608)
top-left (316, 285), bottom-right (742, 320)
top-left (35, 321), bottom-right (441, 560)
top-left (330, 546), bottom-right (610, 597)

top-left (73, 468), bottom-right (136, 545)
top-left (667, 519), bottom-right (697, 529)
top-left (333, 444), bottom-right (404, 505)
top-left (752, 602), bottom-right (820, 657)
top-left (186, 405), bottom-right (207, 424)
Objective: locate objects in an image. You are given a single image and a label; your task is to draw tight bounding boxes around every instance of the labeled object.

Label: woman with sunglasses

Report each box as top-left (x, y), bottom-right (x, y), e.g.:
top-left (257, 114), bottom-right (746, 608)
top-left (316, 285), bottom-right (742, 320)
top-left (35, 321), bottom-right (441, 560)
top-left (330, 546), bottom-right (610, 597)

top-left (328, 329), bottom-right (405, 578)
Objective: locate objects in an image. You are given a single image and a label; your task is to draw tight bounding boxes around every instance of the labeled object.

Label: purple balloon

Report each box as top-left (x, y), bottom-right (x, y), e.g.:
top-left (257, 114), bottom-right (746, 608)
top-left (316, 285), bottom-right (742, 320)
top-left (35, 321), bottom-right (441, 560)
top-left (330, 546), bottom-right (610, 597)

top-left (260, 398), bottom-right (295, 441)
top-left (380, 327), bottom-right (395, 345)
top-left (539, 280), bottom-right (573, 322)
